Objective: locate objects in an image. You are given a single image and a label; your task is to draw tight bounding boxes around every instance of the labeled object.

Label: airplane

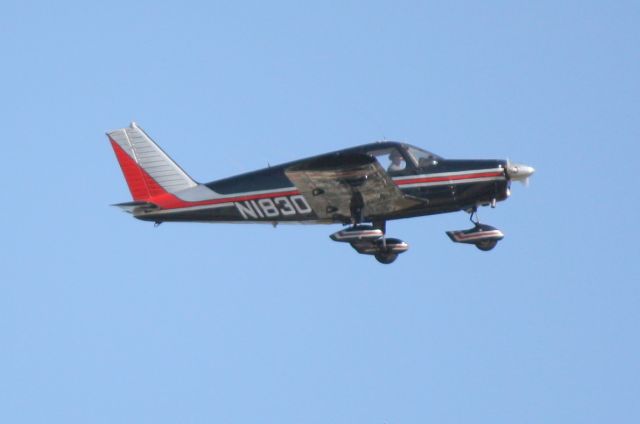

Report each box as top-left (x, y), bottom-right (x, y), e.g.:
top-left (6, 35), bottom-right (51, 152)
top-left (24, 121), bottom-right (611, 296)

top-left (107, 122), bottom-right (534, 264)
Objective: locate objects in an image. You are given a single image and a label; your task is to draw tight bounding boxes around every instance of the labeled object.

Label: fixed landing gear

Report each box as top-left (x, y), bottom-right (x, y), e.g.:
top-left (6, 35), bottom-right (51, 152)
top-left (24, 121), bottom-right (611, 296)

top-left (330, 221), bottom-right (408, 264)
top-left (446, 207), bottom-right (504, 251)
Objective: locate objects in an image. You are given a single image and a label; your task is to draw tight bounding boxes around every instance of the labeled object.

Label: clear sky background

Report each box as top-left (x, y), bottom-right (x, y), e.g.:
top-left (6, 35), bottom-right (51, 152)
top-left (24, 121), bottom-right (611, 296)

top-left (1, 1), bottom-right (638, 423)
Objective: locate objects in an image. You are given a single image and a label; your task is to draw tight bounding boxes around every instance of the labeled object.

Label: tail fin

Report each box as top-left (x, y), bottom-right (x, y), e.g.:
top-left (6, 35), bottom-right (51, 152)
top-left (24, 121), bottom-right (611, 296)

top-left (107, 122), bottom-right (197, 201)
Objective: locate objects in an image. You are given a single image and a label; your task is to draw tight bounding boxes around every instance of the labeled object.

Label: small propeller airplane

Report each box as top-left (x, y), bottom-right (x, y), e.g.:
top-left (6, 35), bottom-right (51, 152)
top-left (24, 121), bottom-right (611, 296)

top-left (107, 123), bottom-right (534, 264)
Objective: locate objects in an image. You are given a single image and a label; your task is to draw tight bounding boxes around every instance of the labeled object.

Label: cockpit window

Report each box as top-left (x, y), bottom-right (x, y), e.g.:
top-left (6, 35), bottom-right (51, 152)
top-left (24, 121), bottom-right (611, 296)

top-left (406, 146), bottom-right (440, 167)
top-left (369, 147), bottom-right (407, 173)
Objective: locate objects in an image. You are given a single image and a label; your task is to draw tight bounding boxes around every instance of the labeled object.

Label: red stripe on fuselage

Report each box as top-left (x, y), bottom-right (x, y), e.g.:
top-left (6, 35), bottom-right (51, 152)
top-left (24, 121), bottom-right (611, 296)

top-left (396, 171), bottom-right (504, 186)
top-left (151, 189), bottom-right (302, 210)
top-left (156, 169), bottom-right (502, 211)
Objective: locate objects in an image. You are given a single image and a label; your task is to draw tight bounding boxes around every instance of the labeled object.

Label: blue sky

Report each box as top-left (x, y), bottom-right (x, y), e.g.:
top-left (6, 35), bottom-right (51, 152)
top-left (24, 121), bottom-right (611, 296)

top-left (1, 1), bottom-right (639, 422)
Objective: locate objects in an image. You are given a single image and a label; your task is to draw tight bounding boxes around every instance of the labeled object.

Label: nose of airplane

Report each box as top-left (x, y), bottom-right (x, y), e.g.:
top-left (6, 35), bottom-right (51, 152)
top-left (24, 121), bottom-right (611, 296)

top-left (505, 162), bottom-right (535, 184)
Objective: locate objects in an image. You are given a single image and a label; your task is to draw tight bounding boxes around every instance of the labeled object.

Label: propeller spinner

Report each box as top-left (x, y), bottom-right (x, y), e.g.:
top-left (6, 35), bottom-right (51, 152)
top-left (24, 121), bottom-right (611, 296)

top-left (505, 161), bottom-right (535, 186)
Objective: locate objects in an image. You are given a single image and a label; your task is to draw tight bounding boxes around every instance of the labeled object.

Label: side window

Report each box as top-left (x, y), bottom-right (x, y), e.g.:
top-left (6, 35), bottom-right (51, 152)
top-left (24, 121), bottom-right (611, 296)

top-left (371, 148), bottom-right (407, 173)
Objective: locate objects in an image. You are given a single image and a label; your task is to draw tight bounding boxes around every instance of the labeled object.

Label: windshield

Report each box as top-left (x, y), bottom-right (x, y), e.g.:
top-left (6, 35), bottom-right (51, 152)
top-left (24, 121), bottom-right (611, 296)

top-left (406, 146), bottom-right (441, 167)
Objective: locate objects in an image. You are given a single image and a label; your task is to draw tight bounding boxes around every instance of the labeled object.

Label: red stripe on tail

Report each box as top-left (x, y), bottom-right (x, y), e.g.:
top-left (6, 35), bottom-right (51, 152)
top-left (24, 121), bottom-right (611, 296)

top-left (109, 138), bottom-right (168, 201)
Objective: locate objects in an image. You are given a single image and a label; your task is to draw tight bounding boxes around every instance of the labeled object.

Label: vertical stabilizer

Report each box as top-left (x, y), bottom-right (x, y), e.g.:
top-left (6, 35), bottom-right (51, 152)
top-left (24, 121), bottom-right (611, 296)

top-left (107, 122), bottom-right (197, 201)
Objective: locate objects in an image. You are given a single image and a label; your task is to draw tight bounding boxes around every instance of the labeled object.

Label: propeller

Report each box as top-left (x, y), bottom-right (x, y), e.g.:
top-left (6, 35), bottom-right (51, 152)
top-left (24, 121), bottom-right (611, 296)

top-left (504, 159), bottom-right (535, 186)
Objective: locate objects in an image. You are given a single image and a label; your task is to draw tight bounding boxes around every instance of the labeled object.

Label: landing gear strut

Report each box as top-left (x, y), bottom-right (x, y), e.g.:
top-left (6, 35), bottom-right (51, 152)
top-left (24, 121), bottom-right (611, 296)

top-left (469, 208), bottom-right (480, 225)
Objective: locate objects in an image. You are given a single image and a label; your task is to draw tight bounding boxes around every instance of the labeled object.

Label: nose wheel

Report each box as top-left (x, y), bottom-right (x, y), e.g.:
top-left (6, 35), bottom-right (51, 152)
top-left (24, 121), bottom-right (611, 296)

top-left (470, 209), bottom-right (499, 251)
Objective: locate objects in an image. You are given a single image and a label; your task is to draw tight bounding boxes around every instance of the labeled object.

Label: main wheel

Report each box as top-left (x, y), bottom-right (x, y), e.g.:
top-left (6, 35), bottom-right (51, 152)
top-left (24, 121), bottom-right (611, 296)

top-left (374, 252), bottom-right (398, 264)
top-left (475, 239), bottom-right (498, 251)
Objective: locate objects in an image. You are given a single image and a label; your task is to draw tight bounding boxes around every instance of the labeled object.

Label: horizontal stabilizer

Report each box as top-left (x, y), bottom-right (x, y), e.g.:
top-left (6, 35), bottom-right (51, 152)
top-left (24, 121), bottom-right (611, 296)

top-left (112, 201), bottom-right (159, 214)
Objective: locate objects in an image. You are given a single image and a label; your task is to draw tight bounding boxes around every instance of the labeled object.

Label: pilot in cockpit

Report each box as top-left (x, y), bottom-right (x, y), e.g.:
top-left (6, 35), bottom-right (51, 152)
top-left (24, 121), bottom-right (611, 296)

top-left (387, 151), bottom-right (406, 172)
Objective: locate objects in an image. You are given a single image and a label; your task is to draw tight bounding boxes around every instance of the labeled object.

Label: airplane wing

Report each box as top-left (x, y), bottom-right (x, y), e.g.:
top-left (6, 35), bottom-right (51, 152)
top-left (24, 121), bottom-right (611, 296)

top-left (285, 153), bottom-right (424, 221)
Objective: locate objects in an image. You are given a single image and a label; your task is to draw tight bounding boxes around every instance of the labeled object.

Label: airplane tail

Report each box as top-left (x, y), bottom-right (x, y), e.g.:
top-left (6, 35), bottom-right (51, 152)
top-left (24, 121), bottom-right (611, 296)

top-left (106, 122), bottom-right (197, 201)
